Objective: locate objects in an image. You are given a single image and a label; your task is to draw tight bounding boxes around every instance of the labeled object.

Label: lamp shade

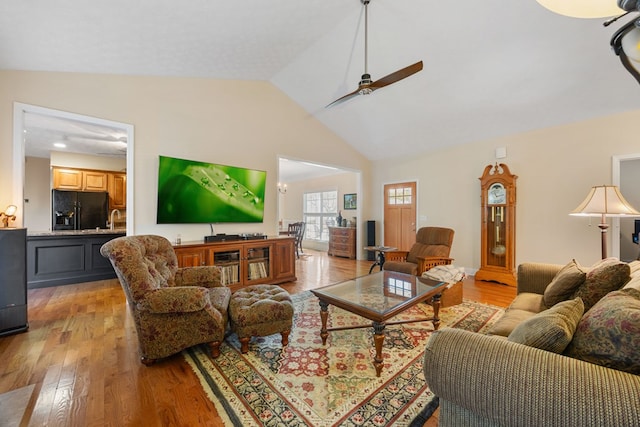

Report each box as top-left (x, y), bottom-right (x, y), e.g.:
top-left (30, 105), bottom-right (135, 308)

top-left (570, 185), bottom-right (640, 216)
top-left (536, 0), bottom-right (623, 18)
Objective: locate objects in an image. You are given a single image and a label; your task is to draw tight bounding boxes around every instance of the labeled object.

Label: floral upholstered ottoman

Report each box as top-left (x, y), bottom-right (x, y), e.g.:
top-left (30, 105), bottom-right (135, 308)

top-left (229, 284), bottom-right (294, 353)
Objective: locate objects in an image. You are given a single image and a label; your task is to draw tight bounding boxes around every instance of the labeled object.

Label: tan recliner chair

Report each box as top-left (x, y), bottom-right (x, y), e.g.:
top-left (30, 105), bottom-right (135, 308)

top-left (100, 235), bottom-right (231, 364)
top-left (383, 227), bottom-right (454, 275)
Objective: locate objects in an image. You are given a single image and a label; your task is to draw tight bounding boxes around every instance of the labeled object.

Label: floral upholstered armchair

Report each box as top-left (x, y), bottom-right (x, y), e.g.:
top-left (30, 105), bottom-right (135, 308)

top-left (383, 227), bottom-right (455, 275)
top-left (100, 235), bottom-right (231, 365)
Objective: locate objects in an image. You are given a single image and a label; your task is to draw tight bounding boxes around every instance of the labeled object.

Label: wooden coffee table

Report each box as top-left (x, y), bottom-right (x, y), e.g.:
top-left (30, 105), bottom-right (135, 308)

top-left (310, 270), bottom-right (446, 377)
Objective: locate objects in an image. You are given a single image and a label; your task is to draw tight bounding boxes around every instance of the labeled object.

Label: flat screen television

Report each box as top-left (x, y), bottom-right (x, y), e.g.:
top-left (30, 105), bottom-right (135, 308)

top-left (156, 155), bottom-right (266, 224)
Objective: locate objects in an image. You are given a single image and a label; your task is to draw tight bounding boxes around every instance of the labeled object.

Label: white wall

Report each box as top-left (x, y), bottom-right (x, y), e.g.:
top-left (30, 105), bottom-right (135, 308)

top-left (620, 159), bottom-right (640, 261)
top-left (280, 171), bottom-right (359, 252)
top-left (24, 156), bottom-right (50, 231)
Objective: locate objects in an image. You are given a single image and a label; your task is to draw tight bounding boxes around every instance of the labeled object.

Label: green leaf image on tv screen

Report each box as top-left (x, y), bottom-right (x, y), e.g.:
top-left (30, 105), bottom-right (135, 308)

top-left (157, 156), bottom-right (265, 224)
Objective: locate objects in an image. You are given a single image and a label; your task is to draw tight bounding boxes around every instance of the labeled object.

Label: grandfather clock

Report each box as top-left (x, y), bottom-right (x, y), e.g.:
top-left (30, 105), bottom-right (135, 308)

top-left (476, 163), bottom-right (517, 286)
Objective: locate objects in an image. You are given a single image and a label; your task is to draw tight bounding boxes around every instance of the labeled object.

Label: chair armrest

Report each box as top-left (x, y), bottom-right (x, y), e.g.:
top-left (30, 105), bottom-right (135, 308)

top-left (174, 265), bottom-right (224, 288)
top-left (415, 256), bottom-right (453, 274)
top-left (423, 328), bottom-right (640, 427)
top-left (516, 262), bottom-right (563, 295)
top-left (384, 250), bottom-right (409, 262)
top-left (139, 287), bottom-right (209, 313)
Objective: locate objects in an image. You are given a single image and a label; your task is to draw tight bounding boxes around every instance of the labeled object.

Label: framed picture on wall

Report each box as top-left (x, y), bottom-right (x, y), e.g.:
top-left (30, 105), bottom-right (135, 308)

top-left (344, 193), bottom-right (357, 210)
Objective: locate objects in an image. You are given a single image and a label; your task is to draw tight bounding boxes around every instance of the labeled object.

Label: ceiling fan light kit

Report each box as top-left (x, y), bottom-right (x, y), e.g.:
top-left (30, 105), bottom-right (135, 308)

top-left (326, 0), bottom-right (423, 107)
top-left (536, 0), bottom-right (623, 18)
top-left (608, 0), bottom-right (640, 84)
top-left (536, 0), bottom-right (640, 85)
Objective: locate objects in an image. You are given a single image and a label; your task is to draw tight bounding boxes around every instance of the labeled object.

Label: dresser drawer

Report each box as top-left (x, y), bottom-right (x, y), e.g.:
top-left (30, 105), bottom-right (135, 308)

top-left (328, 226), bottom-right (356, 259)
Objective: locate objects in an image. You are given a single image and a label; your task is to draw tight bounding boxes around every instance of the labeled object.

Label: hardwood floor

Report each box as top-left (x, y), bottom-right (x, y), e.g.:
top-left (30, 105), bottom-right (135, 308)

top-left (0, 249), bottom-right (515, 426)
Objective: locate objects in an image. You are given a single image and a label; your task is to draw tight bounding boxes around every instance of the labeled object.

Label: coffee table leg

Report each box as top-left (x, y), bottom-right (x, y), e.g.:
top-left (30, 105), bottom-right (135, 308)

top-left (319, 301), bottom-right (329, 345)
top-left (372, 321), bottom-right (386, 377)
top-left (431, 294), bottom-right (441, 331)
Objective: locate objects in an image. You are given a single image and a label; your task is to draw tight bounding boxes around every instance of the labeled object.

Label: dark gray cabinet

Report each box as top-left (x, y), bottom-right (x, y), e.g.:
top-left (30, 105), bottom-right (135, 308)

top-left (27, 232), bottom-right (124, 289)
top-left (0, 228), bottom-right (28, 336)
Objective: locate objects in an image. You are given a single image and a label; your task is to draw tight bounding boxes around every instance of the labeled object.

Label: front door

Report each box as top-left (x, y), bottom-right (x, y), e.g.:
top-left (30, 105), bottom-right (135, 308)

top-left (383, 182), bottom-right (417, 251)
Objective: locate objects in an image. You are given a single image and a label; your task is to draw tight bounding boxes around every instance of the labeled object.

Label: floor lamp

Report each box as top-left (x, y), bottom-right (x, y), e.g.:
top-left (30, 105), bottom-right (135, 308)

top-left (571, 185), bottom-right (640, 259)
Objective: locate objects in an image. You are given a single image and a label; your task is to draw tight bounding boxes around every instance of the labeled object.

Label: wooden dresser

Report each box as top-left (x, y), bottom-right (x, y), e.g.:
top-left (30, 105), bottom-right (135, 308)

top-left (328, 226), bottom-right (356, 259)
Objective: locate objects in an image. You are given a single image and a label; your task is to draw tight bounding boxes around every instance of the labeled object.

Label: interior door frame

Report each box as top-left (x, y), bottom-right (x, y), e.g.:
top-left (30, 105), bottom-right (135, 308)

top-left (12, 103), bottom-right (135, 234)
top-left (382, 180), bottom-right (418, 250)
top-left (612, 152), bottom-right (640, 259)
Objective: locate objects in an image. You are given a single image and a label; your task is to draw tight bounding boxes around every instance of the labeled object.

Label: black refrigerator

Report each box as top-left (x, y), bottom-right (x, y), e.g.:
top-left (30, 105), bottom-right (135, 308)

top-left (52, 189), bottom-right (109, 230)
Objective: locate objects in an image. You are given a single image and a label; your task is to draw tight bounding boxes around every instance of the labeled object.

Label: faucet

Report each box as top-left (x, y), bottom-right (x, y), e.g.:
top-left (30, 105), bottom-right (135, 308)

top-left (109, 209), bottom-right (121, 230)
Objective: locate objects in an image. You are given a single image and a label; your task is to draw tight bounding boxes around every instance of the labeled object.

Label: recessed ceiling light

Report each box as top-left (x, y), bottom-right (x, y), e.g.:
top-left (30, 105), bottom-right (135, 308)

top-left (54, 142), bottom-right (66, 148)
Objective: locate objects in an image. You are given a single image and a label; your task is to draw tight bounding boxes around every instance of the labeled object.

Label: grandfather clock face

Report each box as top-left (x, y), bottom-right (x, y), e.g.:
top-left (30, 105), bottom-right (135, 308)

top-left (488, 183), bottom-right (506, 205)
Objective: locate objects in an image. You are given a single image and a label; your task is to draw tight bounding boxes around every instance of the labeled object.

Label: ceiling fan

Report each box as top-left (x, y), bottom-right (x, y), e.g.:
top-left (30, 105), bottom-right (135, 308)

top-left (326, 0), bottom-right (423, 108)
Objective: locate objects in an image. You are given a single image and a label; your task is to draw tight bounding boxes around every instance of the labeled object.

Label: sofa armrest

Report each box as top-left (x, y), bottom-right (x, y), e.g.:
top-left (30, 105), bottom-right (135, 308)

top-left (139, 286), bottom-right (209, 313)
top-left (174, 265), bottom-right (224, 288)
top-left (423, 328), bottom-right (640, 427)
top-left (516, 262), bottom-right (563, 295)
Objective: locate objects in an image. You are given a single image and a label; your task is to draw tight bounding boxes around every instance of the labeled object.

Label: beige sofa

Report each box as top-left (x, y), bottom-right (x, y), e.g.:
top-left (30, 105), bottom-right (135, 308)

top-left (423, 260), bottom-right (640, 427)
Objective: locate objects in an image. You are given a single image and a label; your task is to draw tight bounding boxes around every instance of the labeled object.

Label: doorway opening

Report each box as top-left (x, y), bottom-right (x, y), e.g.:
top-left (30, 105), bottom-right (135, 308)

top-left (13, 103), bottom-right (135, 234)
top-left (613, 153), bottom-right (640, 261)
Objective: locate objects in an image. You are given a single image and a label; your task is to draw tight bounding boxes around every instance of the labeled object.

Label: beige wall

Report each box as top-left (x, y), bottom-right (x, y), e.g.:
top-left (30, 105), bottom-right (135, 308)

top-left (1, 70), bottom-right (371, 243)
top-left (4, 70), bottom-right (639, 269)
top-left (371, 110), bottom-right (640, 270)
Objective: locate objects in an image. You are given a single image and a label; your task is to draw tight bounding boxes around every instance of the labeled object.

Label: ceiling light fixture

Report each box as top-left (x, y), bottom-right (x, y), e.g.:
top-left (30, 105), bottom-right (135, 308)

top-left (54, 142), bottom-right (67, 148)
top-left (536, 0), bottom-right (623, 18)
top-left (608, 1), bottom-right (640, 84)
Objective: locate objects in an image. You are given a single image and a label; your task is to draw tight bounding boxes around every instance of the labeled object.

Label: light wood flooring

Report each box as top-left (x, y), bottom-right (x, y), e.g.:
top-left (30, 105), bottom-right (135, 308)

top-left (0, 249), bottom-right (516, 426)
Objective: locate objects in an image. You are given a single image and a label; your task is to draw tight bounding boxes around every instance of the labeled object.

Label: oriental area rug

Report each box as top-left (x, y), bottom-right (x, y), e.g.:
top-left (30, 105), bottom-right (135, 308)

top-left (184, 291), bottom-right (504, 427)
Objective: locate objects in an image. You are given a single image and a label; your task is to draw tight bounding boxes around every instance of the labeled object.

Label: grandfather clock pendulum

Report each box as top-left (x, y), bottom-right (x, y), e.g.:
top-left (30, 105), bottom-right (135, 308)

top-left (476, 163), bottom-right (517, 286)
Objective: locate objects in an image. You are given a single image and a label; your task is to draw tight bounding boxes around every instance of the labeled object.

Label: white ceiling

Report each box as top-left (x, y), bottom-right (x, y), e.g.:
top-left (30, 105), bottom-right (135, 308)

top-left (3, 0), bottom-right (639, 164)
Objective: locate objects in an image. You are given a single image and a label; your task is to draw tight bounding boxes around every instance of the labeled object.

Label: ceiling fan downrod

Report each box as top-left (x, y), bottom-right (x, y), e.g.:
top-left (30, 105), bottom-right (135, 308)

top-left (359, 0), bottom-right (373, 95)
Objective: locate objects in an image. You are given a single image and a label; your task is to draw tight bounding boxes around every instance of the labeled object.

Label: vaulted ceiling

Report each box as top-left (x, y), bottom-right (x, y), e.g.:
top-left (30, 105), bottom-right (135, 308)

top-left (2, 0), bottom-right (638, 162)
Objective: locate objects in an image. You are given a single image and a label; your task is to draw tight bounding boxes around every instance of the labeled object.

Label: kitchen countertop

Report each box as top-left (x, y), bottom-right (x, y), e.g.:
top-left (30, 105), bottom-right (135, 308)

top-left (27, 229), bottom-right (126, 237)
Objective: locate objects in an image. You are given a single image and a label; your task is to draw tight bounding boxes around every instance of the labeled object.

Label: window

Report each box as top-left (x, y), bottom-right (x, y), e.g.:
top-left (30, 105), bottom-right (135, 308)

top-left (387, 186), bottom-right (413, 205)
top-left (303, 190), bottom-right (337, 242)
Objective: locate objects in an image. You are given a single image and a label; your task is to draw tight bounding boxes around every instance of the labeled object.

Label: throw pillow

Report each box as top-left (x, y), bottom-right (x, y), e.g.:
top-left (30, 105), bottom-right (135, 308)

top-left (507, 297), bottom-right (584, 353)
top-left (570, 260), bottom-right (630, 311)
top-left (564, 288), bottom-right (640, 375)
top-left (543, 259), bottom-right (586, 307)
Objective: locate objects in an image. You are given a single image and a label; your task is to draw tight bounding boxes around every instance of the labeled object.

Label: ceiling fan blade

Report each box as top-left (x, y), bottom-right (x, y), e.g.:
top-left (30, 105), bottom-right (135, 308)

top-left (325, 87), bottom-right (362, 108)
top-left (369, 61), bottom-right (423, 90)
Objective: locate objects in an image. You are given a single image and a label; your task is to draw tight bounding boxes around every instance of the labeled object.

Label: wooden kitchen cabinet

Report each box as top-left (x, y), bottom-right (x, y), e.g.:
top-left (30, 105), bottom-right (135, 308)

top-left (108, 172), bottom-right (127, 209)
top-left (173, 236), bottom-right (296, 291)
top-left (53, 167), bottom-right (108, 192)
top-left (52, 168), bottom-right (83, 190)
top-left (83, 170), bottom-right (108, 191)
top-left (328, 226), bottom-right (357, 259)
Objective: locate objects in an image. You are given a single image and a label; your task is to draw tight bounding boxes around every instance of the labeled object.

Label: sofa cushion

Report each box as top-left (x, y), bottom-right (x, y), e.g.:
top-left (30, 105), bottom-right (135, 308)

top-left (624, 275), bottom-right (640, 291)
top-left (564, 288), bottom-right (640, 375)
top-left (486, 308), bottom-right (538, 337)
top-left (543, 259), bottom-right (586, 308)
top-left (507, 297), bottom-right (584, 353)
top-left (570, 260), bottom-right (630, 311)
top-left (507, 292), bottom-right (545, 313)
